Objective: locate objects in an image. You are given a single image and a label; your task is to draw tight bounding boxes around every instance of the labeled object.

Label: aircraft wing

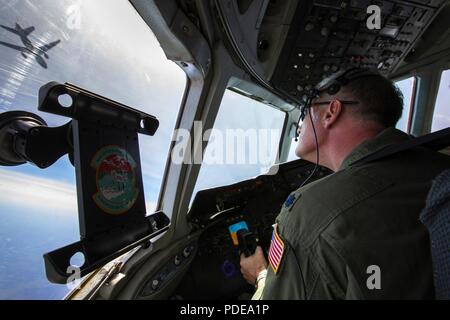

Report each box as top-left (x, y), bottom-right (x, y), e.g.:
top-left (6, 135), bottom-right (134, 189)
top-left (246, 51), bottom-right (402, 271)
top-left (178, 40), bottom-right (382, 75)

top-left (39, 40), bottom-right (60, 52)
top-left (0, 24), bottom-right (19, 35)
top-left (0, 41), bottom-right (24, 52)
top-left (35, 55), bottom-right (48, 69)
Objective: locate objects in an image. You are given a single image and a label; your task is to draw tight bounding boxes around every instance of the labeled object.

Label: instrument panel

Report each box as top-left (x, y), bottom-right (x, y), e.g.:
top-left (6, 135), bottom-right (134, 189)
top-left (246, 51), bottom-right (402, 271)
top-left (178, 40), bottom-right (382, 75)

top-left (175, 160), bottom-right (332, 299)
top-left (268, 0), bottom-right (447, 103)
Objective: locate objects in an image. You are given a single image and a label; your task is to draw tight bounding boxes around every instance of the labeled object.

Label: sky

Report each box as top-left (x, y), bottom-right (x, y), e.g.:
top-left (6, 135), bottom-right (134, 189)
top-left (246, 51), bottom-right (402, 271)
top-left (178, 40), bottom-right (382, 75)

top-left (395, 77), bottom-right (415, 132)
top-left (432, 69), bottom-right (450, 132)
top-left (193, 89), bottom-right (286, 194)
top-left (0, 0), bottom-right (186, 299)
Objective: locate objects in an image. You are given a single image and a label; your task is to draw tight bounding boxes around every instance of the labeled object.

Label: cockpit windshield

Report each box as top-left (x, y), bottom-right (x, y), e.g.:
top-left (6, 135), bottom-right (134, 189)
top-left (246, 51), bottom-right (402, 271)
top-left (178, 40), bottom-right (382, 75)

top-left (0, 0), bottom-right (186, 299)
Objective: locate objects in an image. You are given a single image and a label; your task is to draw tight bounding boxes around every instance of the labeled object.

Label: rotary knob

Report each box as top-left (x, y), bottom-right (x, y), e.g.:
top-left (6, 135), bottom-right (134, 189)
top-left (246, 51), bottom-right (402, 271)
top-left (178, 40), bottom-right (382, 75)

top-left (305, 22), bottom-right (314, 32)
top-left (330, 15), bottom-right (338, 23)
top-left (151, 279), bottom-right (160, 290)
top-left (183, 246), bottom-right (192, 258)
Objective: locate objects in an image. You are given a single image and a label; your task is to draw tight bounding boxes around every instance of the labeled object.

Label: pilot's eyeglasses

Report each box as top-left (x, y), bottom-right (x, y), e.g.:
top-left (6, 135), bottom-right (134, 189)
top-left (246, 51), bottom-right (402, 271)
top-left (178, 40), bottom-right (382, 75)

top-left (298, 99), bottom-right (360, 123)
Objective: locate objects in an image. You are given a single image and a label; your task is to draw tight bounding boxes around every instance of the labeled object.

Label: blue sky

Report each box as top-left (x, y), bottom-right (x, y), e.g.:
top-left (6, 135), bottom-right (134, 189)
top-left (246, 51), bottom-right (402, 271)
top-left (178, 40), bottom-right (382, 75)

top-left (0, 0), bottom-right (187, 210)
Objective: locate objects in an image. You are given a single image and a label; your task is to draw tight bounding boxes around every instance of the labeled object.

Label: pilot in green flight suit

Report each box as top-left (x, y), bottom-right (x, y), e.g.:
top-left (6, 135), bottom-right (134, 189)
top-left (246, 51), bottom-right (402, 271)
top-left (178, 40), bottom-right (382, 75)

top-left (239, 68), bottom-right (450, 299)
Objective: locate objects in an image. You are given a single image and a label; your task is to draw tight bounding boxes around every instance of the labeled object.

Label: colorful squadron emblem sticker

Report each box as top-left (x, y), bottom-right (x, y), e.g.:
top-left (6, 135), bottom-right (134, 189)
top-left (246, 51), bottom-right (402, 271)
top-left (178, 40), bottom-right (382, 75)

top-left (91, 146), bottom-right (139, 215)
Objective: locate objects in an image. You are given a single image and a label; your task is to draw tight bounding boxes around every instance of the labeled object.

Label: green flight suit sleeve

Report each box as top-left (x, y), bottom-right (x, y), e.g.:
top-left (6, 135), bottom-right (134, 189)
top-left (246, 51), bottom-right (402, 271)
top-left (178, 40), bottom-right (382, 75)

top-left (259, 179), bottom-right (369, 300)
top-left (260, 166), bottom-right (399, 300)
top-left (259, 185), bottom-right (343, 300)
top-left (261, 233), bottom-right (346, 300)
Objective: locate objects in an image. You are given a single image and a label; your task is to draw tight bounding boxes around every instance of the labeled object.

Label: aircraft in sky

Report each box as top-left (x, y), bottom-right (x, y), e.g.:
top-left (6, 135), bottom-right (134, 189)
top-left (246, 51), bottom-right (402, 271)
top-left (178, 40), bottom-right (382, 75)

top-left (0, 23), bottom-right (60, 69)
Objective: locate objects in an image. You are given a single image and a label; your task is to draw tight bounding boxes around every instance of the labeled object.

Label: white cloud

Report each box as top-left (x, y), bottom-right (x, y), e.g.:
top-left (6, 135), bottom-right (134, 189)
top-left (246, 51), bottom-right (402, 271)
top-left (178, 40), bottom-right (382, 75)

top-left (0, 169), bottom-right (162, 217)
top-left (0, 169), bottom-right (77, 215)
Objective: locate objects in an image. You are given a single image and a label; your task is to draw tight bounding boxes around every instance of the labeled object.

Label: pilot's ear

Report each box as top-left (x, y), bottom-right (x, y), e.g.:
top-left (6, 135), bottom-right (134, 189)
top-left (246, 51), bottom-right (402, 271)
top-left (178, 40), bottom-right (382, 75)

top-left (323, 100), bottom-right (342, 129)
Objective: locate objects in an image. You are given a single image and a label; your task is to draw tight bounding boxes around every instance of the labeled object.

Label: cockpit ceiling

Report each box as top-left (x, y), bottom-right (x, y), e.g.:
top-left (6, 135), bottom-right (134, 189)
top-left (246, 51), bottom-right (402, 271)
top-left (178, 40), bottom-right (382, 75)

top-left (271, 0), bottom-right (448, 103)
top-left (224, 0), bottom-right (448, 105)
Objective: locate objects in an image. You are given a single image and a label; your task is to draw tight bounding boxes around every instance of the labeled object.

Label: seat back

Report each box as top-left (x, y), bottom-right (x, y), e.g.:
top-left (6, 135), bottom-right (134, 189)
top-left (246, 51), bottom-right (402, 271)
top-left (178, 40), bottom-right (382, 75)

top-left (354, 127), bottom-right (450, 299)
top-left (354, 127), bottom-right (450, 166)
top-left (420, 169), bottom-right (450, 300)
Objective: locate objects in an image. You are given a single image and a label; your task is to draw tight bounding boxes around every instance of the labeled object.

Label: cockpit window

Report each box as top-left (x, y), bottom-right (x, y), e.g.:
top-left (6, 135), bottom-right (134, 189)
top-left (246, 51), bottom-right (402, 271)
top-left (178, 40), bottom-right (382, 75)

top-left (432, 69), bottom-right (450, 132)
top-left (0, 0), bottom-right (185, 299)
top-left (395, 77), bottom-right (415, 133)
top-left (191, 89), bottom-right (285, 201)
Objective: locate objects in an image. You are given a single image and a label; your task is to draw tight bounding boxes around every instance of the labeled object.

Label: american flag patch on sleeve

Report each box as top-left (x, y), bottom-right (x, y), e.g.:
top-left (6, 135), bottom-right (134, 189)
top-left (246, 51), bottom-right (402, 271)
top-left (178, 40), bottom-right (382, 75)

top-left (268, 224), bottom-right (285, 274)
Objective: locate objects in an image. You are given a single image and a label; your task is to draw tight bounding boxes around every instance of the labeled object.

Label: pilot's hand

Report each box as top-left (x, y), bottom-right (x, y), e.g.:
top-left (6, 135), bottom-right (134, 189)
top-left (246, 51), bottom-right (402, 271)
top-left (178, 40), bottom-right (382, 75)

top-left (240, 246), bottom-right (268, 285)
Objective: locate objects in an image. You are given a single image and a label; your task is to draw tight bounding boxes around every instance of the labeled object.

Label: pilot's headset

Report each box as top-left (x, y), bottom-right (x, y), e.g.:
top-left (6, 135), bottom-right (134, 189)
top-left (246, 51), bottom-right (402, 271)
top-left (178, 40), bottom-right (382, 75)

top-left (297, 67), bottom-right (381, 132)
top-left (295, 67), bottom-right (380, 187)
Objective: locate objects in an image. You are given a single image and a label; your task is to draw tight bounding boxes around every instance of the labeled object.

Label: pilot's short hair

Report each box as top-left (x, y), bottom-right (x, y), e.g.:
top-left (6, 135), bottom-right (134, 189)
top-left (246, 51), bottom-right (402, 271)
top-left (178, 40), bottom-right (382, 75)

top-left (344, 73), bottom-right (404, 128)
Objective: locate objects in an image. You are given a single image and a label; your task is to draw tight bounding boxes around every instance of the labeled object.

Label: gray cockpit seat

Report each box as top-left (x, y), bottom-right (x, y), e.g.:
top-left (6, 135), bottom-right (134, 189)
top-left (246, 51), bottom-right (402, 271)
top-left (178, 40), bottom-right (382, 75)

top-left (420, 169), bottom-right (450, 300)
top-left (354, 127), bottom-right (450, 299)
